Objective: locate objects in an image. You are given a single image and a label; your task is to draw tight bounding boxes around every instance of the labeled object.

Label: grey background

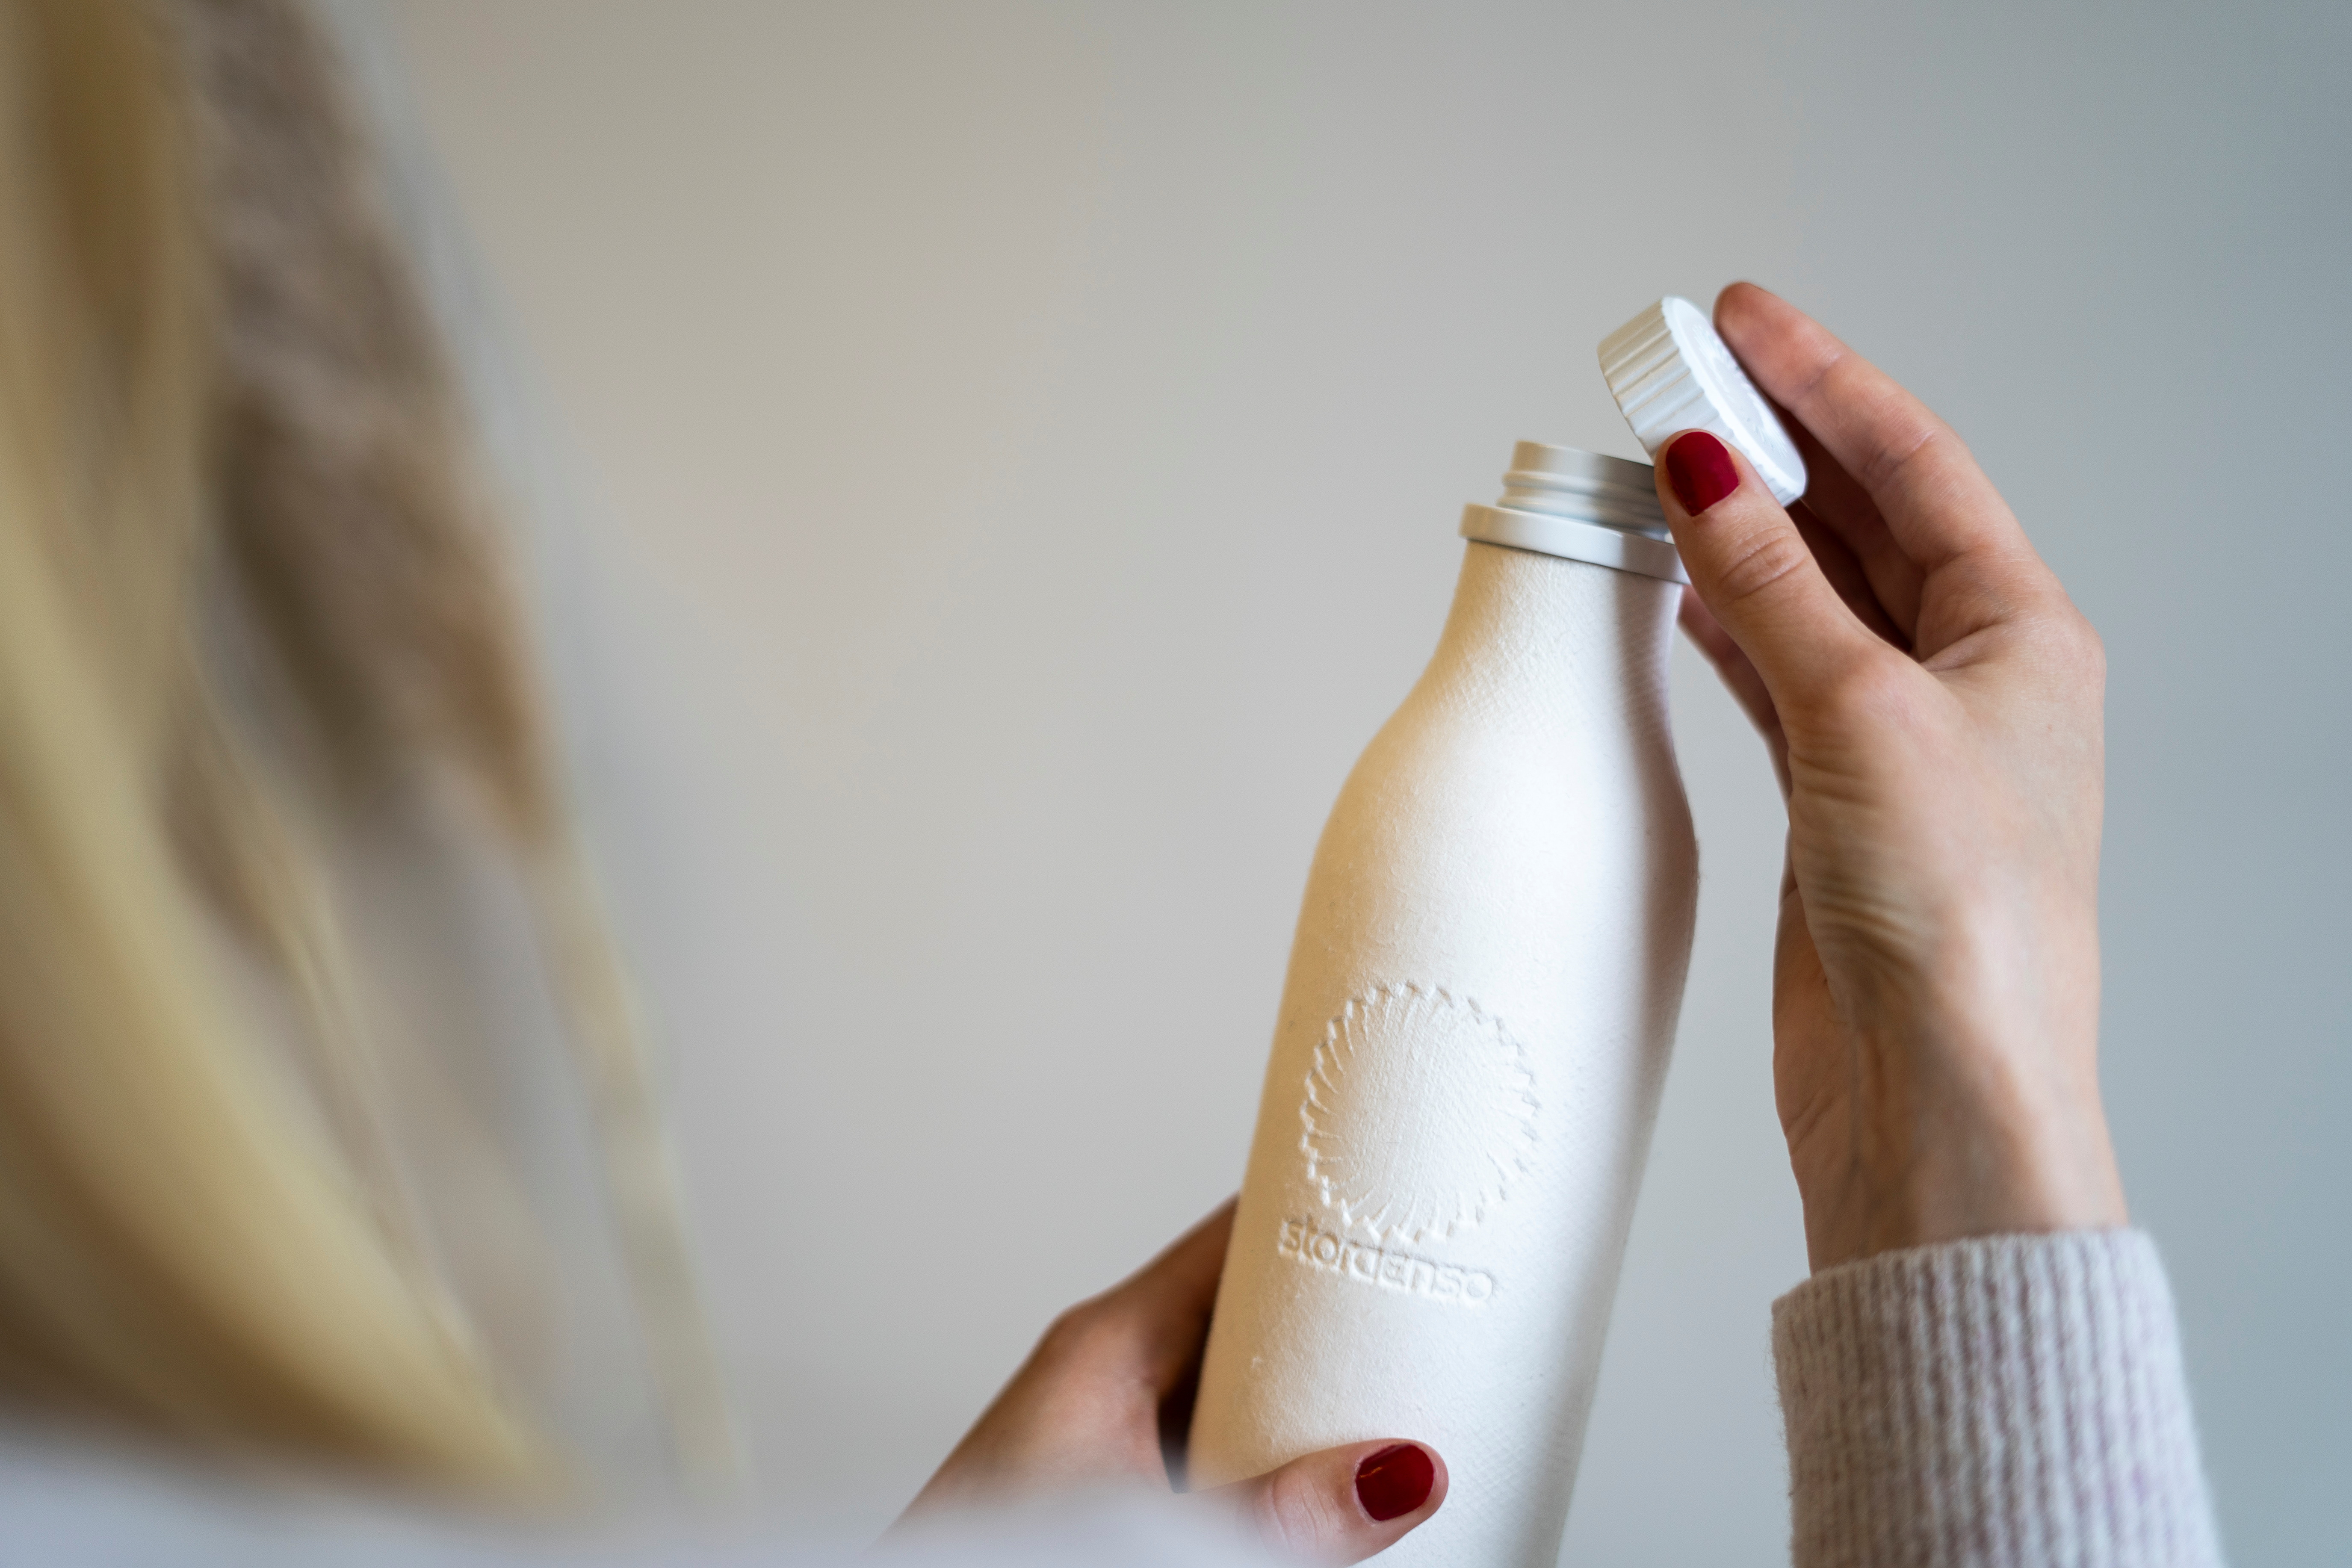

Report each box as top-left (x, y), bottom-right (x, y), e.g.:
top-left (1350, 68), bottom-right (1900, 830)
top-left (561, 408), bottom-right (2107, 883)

top-left (378, 2), bottom-right (2349, 1560)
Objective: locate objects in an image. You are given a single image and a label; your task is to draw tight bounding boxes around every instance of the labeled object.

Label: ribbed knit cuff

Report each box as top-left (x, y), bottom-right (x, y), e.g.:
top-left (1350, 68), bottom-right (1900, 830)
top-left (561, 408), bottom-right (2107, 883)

top-left (1773, 1230), bottom-right (2222, 1568)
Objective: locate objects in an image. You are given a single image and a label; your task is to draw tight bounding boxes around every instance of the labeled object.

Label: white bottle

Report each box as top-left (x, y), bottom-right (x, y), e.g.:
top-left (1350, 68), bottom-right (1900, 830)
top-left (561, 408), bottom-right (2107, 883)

top-left (1187, 442), bottom-right (1699, 1568)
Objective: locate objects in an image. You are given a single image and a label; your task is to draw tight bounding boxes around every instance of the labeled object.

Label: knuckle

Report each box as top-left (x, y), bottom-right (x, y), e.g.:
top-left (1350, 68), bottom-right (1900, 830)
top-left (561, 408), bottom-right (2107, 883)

top-left (2063, 613), bottom-right (2106, 679)
top-left (1788, 339), bottom-right (1846, 409)
top-left (1253, 1464), bottom-right (1349, 1558)
top-left (1037, 1298), bottom-right (1120, 1365)
top-left (2020, 600), bottom-right (2104, 687)
top-left (1857, 419), bottom-right (1942, 496)
top-left (1803, 349), bottom-right (1982, 516)
top-left (1708, 523), bottom-right (1814, 608)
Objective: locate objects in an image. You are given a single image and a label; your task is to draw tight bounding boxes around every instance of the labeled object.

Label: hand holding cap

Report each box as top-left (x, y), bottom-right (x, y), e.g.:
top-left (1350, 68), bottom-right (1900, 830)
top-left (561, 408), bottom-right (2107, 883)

top-left (1600, 296), bottom-right (1808, 505)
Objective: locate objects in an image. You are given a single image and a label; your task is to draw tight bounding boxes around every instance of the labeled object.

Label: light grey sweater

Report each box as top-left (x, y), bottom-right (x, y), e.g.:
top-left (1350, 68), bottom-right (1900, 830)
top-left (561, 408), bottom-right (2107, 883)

top-left (0, 1230), bottom-right (2221, 1565)
top-left (1773, 1230), bottom-right (2223, 1568)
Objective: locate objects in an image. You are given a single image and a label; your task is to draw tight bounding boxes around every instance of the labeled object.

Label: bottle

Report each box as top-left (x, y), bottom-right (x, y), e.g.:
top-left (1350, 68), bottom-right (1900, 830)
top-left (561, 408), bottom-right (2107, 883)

top-left (1185, 440), bottom-right (1700, 1568)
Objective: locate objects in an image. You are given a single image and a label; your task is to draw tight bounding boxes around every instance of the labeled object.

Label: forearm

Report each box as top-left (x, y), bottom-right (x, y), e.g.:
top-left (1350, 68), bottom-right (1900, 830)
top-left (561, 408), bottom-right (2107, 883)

top-left (1773, 1230), bottom-right (2222, 1568)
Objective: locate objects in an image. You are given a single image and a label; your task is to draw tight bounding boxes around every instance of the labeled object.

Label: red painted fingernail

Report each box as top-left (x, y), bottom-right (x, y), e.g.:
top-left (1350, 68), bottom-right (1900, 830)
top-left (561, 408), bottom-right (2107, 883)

top-left (1664, 430), bottom-right (1740, 514)
top-left (1355, 1443), bottom-right (1434, 1522)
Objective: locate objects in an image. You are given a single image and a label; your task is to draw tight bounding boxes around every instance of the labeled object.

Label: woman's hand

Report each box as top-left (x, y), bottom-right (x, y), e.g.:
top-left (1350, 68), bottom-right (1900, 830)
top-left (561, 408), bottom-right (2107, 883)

top-left (1661, 283), bottom-right (2128, 1274)
top-left (894, 1201), bottom-right (1445, 1563)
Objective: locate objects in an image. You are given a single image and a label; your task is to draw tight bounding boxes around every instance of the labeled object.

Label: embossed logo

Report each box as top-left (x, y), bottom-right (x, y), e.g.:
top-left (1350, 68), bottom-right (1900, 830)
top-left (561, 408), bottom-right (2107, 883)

top-left (1277, 1217), bottom-right (1496, 1306)
top-left (1299, 982), bottom-right (1538, 1245)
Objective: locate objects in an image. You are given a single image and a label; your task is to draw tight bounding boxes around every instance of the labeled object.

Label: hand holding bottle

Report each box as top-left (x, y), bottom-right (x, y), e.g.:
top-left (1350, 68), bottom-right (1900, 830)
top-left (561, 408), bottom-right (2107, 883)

top-left (1661, 283), bottom-right (2127, 1273)
top-left (895, 1201), bottom-right (1445, 1564)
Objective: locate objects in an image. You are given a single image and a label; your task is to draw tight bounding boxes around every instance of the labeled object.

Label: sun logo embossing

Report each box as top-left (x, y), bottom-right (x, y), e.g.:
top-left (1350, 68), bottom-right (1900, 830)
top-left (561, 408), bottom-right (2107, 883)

top-left (1298, 982), bottom-right (1539, 1246)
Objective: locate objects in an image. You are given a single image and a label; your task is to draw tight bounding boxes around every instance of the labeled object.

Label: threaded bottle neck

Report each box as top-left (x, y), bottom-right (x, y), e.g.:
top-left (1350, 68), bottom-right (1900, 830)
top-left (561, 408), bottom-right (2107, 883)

top-left (1459, 442), bottom-right (1686, 585)
top-left (1494, 442), bottom-right (1669, 540)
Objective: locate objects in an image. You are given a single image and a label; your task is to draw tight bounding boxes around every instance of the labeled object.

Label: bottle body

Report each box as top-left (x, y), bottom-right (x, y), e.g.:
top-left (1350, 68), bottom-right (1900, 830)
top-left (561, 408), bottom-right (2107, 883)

top-left (1188, 538), bottom-right (1697, 1567)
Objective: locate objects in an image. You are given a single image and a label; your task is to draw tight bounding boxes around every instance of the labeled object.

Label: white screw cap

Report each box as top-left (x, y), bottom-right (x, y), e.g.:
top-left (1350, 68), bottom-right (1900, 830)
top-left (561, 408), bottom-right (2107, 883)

top-left (1598, 297), bottom-right (1808, 506)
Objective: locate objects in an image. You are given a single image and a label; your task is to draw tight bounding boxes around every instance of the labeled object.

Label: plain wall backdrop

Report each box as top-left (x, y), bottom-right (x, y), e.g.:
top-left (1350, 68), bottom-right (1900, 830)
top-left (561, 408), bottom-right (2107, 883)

top-left (376, 3), bottom-right (2349, 1560)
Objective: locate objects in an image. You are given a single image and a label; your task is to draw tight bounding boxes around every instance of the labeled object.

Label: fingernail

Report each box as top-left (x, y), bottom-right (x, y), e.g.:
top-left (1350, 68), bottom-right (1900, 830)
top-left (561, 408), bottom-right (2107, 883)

top-left (1664, 430), bottom-right (1740, 514)
top-left (1355, 1444), bottom-right (1434, 1522)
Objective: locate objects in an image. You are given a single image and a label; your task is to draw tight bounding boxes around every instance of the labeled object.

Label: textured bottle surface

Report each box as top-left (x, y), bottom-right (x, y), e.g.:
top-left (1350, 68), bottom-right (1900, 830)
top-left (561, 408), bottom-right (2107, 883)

top-left (1188, 540), bottom-right (1698, 1568)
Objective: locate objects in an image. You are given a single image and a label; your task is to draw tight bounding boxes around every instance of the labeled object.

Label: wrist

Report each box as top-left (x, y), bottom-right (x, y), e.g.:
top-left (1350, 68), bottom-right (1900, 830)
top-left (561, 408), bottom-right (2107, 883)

top-left (1796, 1015), bottom-right (2127, 1272)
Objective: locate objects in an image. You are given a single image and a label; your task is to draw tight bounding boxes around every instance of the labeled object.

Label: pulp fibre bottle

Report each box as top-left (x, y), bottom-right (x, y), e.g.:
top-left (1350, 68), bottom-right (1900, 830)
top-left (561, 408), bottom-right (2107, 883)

top-left (1187, 300), bottom-right (1805, 1566)
top-left (1185, 441), bottom-right (1696, 1566)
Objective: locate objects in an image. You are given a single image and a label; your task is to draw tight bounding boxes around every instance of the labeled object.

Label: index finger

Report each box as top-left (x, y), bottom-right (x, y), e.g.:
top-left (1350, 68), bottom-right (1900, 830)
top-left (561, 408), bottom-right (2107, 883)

top-left (1714, 283), bottom-right (2035, 588)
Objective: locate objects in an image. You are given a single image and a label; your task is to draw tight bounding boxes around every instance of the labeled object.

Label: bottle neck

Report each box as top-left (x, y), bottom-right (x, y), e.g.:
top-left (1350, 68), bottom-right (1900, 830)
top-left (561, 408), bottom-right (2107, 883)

top-left (1495, 442), bottom-right (1670, 540)
top-left (1426, 540), bottom-right (1679, 731)
top-left (1457, 441), bottom-right (1686, 586)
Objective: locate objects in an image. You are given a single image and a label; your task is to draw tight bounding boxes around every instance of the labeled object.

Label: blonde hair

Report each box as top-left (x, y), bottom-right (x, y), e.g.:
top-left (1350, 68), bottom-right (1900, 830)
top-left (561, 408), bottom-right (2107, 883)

top-left (0, 0), bottom-right (729, 1490)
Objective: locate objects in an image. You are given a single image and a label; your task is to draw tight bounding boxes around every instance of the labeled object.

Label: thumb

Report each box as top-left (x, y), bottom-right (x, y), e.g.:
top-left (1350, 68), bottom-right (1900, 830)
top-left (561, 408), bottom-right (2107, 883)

top-left (1657, 429), bottom-right (1879, 714)
top-left (1194, 1441), bottom-right (1445, 1565)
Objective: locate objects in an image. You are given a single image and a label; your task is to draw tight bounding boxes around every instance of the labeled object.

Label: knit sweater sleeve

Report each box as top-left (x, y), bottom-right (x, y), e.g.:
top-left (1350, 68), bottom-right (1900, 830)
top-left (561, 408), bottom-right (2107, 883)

top-left (1771, 1230), bottom-right (2223, 1568)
